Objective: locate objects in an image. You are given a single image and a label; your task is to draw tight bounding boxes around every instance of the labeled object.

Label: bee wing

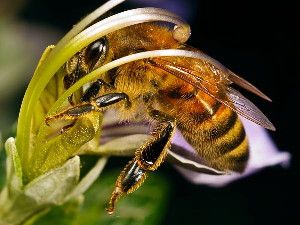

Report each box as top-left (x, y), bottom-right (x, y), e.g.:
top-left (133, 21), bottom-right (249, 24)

top-left (225, 87), bottom-right (275, 130)
top-left (149, 57), bottom-right (275, 131)
top-left (227, 71), bottom-right (272, 102)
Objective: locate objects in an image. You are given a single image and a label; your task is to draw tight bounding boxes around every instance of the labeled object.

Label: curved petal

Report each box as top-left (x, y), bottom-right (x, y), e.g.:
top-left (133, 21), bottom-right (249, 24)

top-left (130, 0), bottom-right (195, 19)
top-left (100, 111), bottom-right (290, 186)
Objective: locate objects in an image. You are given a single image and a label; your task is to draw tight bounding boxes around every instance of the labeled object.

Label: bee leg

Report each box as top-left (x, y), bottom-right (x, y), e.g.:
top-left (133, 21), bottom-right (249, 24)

top-left (107, 110), bottom-right (175, 214)
top-left (45, 93), bottom-right (130, 125)
top-left (57, 80), bottom-right (114, 132)
top-left (81, 79), bottom-right (114, 102)
top-left (67, 95), bottom-right (75, 106)
top-left (59, 120), bottom-right (77, 134)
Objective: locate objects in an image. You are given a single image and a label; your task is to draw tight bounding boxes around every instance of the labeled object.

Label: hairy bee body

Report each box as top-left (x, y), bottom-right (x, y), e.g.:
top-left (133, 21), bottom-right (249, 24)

top-left (62, 23), bottom-right (251, 172)
top-left (156, 76), bottom-right (249, 172)
top-left (102, 58), bottom-right (248, 172)
top-left (104, 23), bottom-right (249, 171)
top-left (49, 19), bottom-right (275, 214)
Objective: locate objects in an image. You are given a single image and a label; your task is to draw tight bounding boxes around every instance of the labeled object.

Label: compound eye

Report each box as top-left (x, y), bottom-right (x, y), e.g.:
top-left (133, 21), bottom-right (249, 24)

top-left (85, 37), bottom-right (108, 70)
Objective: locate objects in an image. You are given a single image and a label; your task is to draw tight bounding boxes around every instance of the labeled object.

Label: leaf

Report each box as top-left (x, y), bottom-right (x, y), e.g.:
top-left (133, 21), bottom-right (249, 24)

top-left (0, 156), bottom-right (81, 225)
top-left (31, 170), bottom-right (170, 225)
top-left (17, 45), bottom-right (56, 168)
top-left (24, 197), bottom-right (83, 225)
top-left (24, 156), bottom-right (80, 205)
top-left (22, 46), bottom-right (77, 180)
top-left (4, 137), bottom-right (23, 193)
top-left (27, 113), bottom-right (101, 181)
top-left (16, 45), bottom-right (103, 183)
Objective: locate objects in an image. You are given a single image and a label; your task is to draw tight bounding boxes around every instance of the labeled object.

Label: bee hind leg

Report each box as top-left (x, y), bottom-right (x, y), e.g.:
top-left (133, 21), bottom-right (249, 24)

top-left (45, 92), bottom-right (130, 126)
top-left (106, 110), bottom-right (176, 214)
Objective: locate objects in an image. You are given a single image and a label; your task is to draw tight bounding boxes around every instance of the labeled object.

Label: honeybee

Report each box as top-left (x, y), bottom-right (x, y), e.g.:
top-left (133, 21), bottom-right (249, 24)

top-left (46, 22), bottom-right (275, 214)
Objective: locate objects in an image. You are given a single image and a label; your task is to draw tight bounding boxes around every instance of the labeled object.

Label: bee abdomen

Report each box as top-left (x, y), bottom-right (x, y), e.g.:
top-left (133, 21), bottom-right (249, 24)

top-left (178, 107), bottom-right (249, 172)
top-left (211, 136), bottom-right (249, 172)
top-left (208, 116), bottom-right (249, 172)
top-left (157, 82), bottom-right (249, 172)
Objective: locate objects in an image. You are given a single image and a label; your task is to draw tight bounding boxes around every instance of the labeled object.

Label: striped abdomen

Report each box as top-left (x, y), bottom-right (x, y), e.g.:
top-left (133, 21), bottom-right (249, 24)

top-left (158, 82), bottom-right (249, 172)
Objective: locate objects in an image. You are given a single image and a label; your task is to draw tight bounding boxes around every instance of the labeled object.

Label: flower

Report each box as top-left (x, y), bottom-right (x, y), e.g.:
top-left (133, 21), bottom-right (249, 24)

top-left (130, 0), bottom-right (195, 19)
top-left (0, 137), bottom-right (107, 224)
top-left (0, 0), bottom-right (201, 222)
top-left (0, 0), bottom-right (291, 223)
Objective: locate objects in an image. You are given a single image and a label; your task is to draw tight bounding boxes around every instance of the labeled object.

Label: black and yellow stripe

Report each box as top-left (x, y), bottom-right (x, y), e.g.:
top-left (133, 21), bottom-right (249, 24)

top-left (174, 94), bottom-right (249, 173)
top-left (156, 78), bottom-right (249, 173)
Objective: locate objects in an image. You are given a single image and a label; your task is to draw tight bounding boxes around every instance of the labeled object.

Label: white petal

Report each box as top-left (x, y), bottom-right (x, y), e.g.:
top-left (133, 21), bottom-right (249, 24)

top-left (101, 111), bottom-right (290, 187)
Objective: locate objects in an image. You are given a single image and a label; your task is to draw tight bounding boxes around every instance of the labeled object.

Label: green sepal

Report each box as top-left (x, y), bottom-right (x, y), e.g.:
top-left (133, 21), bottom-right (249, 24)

top-left (4, 138), bottom-right (23, 194)
top-left (0, 138), bottom-right (110, 225)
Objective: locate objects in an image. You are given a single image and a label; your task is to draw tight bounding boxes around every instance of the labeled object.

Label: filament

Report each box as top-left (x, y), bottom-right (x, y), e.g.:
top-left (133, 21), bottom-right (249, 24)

top-left (48, 49), bottom-right (230, 115)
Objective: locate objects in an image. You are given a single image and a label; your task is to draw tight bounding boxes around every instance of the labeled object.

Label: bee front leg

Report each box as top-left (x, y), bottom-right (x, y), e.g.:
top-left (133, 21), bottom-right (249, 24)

top-left (45, 93), bottom-right (130, 125)
top-left (81, 79), bottom-right (114, 102)
top-left (53, 79), bottom-right (114, 132)
top-left (107, 110), bottom-right (176, 214)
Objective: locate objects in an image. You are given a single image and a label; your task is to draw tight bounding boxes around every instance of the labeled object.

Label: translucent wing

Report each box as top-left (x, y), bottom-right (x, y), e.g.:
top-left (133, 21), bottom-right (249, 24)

top-left (148, 57), bottom-right (275, 131)
top-left (228, 71), bottom-right (272, 102)
top-left (225, 87), bottom-right (275, 130)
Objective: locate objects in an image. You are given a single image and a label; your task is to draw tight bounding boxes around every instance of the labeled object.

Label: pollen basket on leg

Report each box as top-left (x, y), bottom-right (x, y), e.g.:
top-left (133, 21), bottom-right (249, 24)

top-left (139, 122), bottom-right (174, 167)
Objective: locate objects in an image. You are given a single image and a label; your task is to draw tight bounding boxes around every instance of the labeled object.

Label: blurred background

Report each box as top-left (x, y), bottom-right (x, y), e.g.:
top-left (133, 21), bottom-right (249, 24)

top-left (0, 0), bottom-right (298, 224)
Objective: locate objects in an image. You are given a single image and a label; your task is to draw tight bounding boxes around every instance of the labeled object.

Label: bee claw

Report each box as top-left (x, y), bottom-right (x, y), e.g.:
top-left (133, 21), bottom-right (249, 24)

top-left (45, 114), bottom-right (60, 126)
top-left (59, 127), bottom-right (67, 134)
top-left (59, 121), bottom-right (77, 134)
top-left (106, 188), bottom-right (123, 215)
top-left (106, 205), bottom-right (115, 215)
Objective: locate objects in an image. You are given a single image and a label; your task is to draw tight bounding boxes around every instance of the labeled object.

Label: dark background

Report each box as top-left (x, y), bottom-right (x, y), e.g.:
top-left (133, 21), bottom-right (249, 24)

top-left (11, 0), bottom-right (299, 224)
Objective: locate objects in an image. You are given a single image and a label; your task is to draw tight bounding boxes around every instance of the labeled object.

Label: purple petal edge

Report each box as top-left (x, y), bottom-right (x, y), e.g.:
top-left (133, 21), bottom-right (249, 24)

top-left (173, 117), bottom-right (291, 187)
top-left (129, 0), bottom-right (194, 19)
top-left (102, 111), bottom-right (290, 187)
